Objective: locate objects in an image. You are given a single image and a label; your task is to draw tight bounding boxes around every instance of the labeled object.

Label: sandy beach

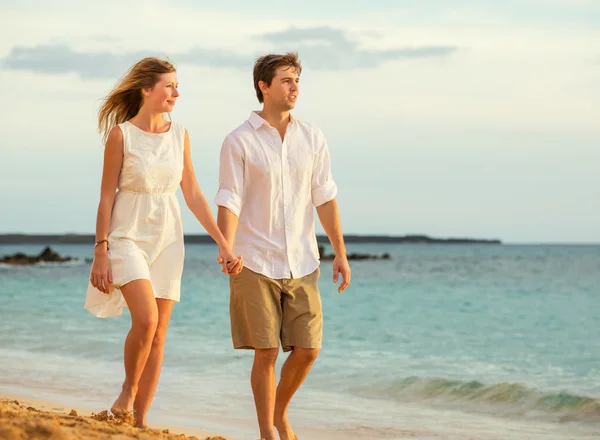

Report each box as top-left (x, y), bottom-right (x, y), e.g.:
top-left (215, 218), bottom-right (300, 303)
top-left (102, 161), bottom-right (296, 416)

top-left (0, 394), bottom-right (231, 440)
top-left (3, 390), bottom-right (600, 440)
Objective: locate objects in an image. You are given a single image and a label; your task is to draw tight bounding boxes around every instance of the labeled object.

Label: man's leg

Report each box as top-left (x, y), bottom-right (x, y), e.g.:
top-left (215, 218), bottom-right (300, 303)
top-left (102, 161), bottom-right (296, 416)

top-left (229, 268), bottom-right (283, 440)
top-left (274, 348), bottom-right (320, 440)
top-left (251, 348), bottom-right (279, 440)
top-left (276, 268), bottom-right (323, 440)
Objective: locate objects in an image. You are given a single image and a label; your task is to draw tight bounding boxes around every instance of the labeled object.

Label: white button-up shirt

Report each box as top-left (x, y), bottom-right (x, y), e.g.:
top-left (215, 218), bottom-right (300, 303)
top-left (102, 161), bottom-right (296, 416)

top-left (214, 111), bottom-right (338, 279)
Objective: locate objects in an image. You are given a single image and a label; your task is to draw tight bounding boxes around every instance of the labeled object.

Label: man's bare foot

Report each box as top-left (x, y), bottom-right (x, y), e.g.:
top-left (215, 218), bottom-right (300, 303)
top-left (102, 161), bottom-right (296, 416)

top-left (274, 413), bottom-right (297, 440)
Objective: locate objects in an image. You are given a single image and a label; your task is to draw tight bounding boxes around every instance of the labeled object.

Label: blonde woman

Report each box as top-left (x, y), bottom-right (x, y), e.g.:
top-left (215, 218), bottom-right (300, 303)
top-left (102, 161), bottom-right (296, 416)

top-left (84, 57), bottom-right (242, 428)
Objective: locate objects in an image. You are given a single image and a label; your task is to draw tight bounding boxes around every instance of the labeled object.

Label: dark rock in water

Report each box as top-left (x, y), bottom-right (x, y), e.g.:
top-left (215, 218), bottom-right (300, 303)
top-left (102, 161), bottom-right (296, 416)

top-left (0, 246), bottom-right (77, 265)
top-left (318, 246), bottom-right (391, 261)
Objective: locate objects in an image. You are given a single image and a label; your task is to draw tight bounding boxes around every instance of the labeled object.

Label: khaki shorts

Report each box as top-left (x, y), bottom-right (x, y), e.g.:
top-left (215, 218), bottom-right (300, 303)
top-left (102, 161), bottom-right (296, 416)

top-left (229, 267), bottom-right (323, 352)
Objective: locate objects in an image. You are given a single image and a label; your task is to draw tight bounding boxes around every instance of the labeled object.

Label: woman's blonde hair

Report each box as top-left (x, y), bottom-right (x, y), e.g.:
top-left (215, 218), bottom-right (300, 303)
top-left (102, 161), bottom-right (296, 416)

top-left (97, 57), bottom-right (176, 143)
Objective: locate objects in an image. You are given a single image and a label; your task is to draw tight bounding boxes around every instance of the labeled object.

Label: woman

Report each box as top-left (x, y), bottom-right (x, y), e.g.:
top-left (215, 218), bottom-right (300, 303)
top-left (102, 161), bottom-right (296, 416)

top-left (84, 57), bottom-right (241, 428)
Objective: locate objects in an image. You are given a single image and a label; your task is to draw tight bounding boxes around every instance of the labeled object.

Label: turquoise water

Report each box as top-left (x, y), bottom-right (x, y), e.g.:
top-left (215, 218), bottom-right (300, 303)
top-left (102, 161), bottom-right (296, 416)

top-left (1, 243), bottom-right (599, 439)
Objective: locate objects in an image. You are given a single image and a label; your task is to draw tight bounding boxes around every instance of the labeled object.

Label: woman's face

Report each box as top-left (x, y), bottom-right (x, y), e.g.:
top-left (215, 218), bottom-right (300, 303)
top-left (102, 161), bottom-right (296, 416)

top-left (144, 72), bottom-right (179, 113)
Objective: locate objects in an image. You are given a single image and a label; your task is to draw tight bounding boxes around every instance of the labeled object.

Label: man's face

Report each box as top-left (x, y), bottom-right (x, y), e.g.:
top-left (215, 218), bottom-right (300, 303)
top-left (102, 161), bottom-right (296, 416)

top-left (262, 65), bottom-right (299, 110)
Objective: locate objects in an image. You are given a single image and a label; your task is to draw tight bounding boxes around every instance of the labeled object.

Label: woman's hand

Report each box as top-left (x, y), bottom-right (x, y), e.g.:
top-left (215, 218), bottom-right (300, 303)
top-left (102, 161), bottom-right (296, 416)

top-left (90, 246), bottom-right (112, 294)
top-left (218, 246), bottom-right (243, 275)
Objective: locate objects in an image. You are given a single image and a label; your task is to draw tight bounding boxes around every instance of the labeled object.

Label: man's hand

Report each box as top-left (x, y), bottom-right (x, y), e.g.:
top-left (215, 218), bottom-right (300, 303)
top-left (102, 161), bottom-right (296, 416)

top-left (217, 255), bottom-right (244, 275)
top-left (332, 256), bottom-right (351, 293)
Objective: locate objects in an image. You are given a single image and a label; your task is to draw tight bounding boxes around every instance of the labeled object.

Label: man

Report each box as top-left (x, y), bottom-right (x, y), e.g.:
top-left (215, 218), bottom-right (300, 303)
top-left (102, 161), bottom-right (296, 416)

top-left (215, 52), bottom-right (351, 440)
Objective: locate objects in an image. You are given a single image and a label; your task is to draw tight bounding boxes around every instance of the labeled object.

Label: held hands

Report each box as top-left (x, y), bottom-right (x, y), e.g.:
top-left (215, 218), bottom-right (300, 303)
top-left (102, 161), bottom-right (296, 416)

top-left (217, 245), bottom-right (244, 275)
top-left (332, 255), bottom-right (351, 293)
top-left (90, 247), bottom-right (112, 294)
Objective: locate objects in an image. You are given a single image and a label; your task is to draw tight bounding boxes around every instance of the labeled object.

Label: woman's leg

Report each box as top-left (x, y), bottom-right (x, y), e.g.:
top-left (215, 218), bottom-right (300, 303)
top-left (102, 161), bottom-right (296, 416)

top-left (111, 280), bottom-right (158, 417)
top-left (132, 298), bottom-right (175, 427)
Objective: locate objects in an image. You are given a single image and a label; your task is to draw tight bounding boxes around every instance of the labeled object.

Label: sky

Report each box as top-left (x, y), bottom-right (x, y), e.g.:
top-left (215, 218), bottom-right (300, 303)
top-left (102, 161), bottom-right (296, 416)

top-left (0, 0), bottom-right (598, 243)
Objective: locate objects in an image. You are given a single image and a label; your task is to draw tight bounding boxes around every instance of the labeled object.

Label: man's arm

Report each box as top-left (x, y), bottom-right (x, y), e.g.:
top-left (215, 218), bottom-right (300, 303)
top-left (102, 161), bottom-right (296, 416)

top-left (214, 135), bottom-right (245, 274)
top-left (316, 199), bottom-right (351, 293)
top-left (217, 206), bottom-right (239, 249)
top-left (311, 127), bottom-right (350, 293)
top-left (316, 198), bottom-right (345, 258)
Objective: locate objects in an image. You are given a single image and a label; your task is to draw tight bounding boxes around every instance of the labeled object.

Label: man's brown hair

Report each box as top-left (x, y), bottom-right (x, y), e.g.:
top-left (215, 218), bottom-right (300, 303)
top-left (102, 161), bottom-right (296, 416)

top-left (253, 52), bottom-right (302, 103)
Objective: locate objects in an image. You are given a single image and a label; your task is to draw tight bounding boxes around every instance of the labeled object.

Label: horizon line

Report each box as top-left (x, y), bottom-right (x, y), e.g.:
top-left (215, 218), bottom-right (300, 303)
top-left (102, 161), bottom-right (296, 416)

top-left (0, 233), bottom-right (598, 245)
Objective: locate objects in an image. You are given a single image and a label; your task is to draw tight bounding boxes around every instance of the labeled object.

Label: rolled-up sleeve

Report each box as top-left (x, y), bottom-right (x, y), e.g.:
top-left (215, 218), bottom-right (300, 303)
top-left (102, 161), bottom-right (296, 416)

top-left (214, 135), bottom-right (244, 217)
top-left (311, 129), bottom-right (338, 207)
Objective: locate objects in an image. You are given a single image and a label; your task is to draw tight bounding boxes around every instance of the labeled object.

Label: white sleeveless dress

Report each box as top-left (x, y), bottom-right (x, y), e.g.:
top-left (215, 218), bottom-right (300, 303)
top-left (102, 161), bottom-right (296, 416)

top-left (84, 120), bottom-right (186, 318)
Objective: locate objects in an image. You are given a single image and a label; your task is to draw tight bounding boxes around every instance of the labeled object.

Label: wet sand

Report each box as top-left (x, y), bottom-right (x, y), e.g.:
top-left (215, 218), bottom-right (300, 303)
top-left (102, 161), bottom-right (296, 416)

top-left (0, 395), bottom-right (232, 440)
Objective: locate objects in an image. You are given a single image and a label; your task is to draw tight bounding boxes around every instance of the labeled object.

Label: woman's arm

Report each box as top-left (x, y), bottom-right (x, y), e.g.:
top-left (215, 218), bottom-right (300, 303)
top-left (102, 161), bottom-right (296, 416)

top-left (90, 126), bottom-right (123, 293)
top-left (180, 129), bottom-right (241, 272)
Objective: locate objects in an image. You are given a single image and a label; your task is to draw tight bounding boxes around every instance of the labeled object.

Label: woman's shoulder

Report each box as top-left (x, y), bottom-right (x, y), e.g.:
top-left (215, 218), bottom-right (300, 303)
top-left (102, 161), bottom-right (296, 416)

top-left (107, 124), bottom-right (124, 141)
top-left (170, 120), bottom-right (188, 137)
top-left (103, 124), bottom-right (124, 154)
top-left (169, 121), bottom-right (187, 147)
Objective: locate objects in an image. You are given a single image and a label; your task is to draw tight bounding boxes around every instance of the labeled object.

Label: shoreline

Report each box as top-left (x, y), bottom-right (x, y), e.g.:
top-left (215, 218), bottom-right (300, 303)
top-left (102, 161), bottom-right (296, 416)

top-left (3, 388), bottom-right (599, 440)
top-left (0, 390), bottom-right (408, 440)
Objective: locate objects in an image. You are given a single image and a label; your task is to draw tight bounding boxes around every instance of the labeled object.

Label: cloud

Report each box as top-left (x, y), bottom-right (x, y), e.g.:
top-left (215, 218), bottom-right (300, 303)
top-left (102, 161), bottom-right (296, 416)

top-left (1, 26), bottom-right (457, 79)
top-left (2, 45), bottom-right (145, 79)
top-left (260, 26), bottom-right (356, 50)
top-left (260, 26), bottom-right (457, 69)
top-left (0, 44), bottom-right (251, 79)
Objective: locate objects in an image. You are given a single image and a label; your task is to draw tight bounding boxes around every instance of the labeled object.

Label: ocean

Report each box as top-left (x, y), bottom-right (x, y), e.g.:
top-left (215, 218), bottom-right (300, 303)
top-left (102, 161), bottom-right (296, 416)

top-left (1, 242), bottom-right (599, 439)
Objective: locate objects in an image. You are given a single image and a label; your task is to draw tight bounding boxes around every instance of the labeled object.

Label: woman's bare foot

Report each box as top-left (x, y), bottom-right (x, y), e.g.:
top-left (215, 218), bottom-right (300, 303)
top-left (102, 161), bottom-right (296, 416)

top-left (274, 412), bottom-right (297, 440)
top-left (134, 414), bottom-right (147, 429)
top-left (110, 388), bottom-right (136, 425)
top-left (259, 430), bottom-right (277, 440)
top-left (110, 407), bottom-right (135, 425)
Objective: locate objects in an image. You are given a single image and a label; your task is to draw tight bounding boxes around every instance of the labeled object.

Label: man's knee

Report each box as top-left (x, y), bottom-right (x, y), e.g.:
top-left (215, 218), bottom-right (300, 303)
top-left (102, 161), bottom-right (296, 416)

top-left (254, 348), bottom-right (279, 366)
top-left (292, 347), bottom-right (320, 364)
